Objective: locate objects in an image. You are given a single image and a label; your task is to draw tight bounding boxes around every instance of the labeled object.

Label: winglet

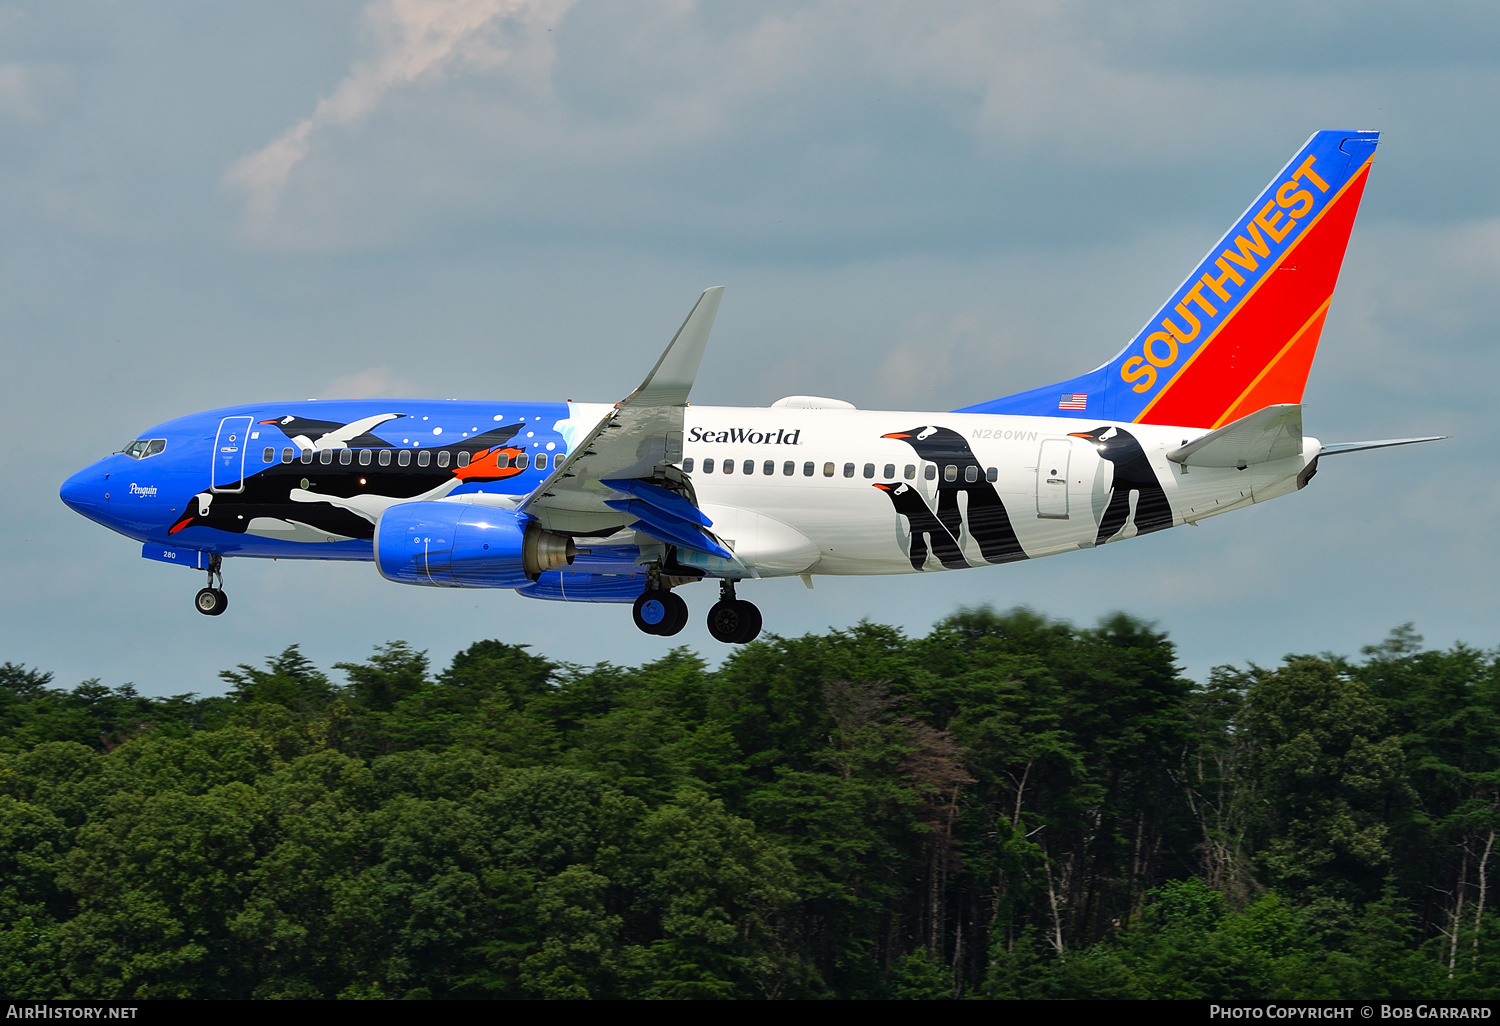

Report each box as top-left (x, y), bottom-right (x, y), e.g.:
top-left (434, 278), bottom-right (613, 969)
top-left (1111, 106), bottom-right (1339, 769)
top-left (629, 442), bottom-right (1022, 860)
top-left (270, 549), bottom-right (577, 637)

top-left (621, 286), bottom-right (724, 408)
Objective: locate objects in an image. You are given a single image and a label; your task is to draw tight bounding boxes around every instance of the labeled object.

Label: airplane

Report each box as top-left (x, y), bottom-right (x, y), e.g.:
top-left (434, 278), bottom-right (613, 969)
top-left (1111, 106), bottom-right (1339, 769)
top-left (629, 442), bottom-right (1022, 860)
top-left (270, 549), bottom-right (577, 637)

top-left (60, 130), bottom-right (1443, 644)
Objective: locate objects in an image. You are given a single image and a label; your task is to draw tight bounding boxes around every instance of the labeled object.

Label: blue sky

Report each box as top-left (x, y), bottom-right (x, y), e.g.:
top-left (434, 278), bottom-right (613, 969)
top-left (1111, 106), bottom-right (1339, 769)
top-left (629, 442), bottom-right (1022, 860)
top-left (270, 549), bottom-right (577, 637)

top-left (6, 1), bottom-right (1498, 694)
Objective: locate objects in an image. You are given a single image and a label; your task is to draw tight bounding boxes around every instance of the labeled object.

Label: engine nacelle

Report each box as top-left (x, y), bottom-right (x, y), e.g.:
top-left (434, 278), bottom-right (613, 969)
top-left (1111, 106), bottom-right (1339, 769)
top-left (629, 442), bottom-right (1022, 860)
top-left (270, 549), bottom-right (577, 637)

top-left (374, 501), bottom-right (575, 588)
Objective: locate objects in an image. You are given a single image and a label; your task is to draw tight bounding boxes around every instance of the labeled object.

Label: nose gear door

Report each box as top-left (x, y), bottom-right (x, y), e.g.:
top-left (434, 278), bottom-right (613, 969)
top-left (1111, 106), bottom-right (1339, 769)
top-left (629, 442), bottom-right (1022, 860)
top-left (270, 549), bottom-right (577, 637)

top-left (211, 416), bottom-right (254, 493)
top-left (1035, 438), bottom-right (1072, 519)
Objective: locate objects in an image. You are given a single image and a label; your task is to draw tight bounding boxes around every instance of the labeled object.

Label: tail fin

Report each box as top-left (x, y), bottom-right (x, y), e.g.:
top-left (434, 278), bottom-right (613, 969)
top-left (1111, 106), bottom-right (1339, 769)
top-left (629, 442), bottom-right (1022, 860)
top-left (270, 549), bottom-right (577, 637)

top-left (958, 130), bottom-right (1379, 428)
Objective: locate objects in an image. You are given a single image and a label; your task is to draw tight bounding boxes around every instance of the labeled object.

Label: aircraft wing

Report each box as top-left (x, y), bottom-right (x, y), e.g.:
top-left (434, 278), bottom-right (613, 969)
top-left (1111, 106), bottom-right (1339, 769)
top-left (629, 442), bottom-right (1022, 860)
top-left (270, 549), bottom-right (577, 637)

top-left (518, 287), bottom-right (725, 538)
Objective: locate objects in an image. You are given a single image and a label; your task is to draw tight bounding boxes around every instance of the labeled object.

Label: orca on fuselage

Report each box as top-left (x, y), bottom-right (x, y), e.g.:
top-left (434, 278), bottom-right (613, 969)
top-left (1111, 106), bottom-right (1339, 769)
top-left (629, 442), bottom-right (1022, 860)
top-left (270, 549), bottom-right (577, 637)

top-left (167, 419), bottom-right (528, 541)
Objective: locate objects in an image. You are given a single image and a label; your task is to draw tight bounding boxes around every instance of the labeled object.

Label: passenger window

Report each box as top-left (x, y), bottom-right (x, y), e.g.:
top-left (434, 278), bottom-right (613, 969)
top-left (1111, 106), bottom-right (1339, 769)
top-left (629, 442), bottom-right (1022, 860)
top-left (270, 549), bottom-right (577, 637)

top-left (743, 460), bottom-right (754, 475)
top-left (723, 458), bottom-right (734, 475)
top-left (804, 462), bottom-right (815, 477)
top-left (281, 447), bottom-right (294, 464)
top-left (339, 449), bottom-right (352, 465)
top-left (944, 465), bottom-right (957, 482)
top-left (904, 464), bottom-right (916, 480)
top-left (987, 467), bottom-right (998, 482)
top-left (965, 465), bottom-right (978, 483)
top-left (359, 449), bottom-right (372, 466)
top-left (319, 449), bottom-right (333, 465)
top-left (763, 460), bottom-right (774, 476)
top-left (783, 461), bottom-right (794, 476)
top-left (703, 458), bottom-right (714, 473)
top-left (378, 450), bottom-right (392, 466)
top-left (263, 447), bottom-right (274, 463)
top-left (437, 451), bottom-right (450, 468)
top-left (457, 451), bottom-right (471, 468)
top-left (823, 462), bottom-right (835, 477)
top-left (683, 457), bottom-right (694, 473)
top-left (515, 453), bottom-right (529, 470)
top-left (924, 464), bottom-right (936, 480)
top-left (418, 451), bottom-right (430, 467)
top-left (883, 464), bottom-right (895, 479)
top-left (843, 463), bottom-right (855, 478)
top-left (863, 463), bottom-right (875, 479)
top-left (300, 449), bottom-right (314, 465)
top-left (397, 450), bottom-right (411, 467)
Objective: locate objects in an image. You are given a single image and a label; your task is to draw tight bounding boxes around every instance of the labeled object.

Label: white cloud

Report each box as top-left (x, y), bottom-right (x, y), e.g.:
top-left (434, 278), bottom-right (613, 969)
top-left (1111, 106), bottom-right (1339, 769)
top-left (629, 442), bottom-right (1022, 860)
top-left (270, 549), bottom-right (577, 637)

top-left (319, 365), bottom-right (412, 399)
top-left (225, 0), bottom-right (575, 232)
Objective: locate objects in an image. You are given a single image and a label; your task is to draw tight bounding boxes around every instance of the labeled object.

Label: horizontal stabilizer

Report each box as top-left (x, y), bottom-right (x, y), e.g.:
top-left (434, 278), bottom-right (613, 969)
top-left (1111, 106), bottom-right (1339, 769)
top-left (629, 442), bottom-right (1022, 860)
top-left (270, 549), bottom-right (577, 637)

top-left (1167, 404), bottom-right (1303, 469)
top-left (1319, 436), bottom-right (1447, 457)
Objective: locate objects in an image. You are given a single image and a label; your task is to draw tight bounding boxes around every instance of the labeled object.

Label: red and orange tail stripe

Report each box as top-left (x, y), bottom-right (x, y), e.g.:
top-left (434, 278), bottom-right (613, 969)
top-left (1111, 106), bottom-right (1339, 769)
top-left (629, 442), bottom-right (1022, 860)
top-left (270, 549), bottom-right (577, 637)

top-left (1136, 156), bottom-right (1372, 427)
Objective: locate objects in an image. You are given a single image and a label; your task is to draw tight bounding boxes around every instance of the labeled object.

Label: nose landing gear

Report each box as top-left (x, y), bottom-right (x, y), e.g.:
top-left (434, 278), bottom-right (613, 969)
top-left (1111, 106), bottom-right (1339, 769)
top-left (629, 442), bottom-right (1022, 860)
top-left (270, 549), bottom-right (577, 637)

top-left (706, 580), bottom-right (761, 645)
top-left (194, 554), bottom-right (227, 616)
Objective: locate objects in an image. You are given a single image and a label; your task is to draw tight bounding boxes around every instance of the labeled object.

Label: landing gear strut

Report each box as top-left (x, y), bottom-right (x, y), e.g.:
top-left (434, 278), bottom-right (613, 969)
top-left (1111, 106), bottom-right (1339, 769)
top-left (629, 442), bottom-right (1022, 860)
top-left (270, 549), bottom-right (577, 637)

top-left (194, 554), bottom-right (227, 617)
top-left (706, 580), bottom-right (761, 645)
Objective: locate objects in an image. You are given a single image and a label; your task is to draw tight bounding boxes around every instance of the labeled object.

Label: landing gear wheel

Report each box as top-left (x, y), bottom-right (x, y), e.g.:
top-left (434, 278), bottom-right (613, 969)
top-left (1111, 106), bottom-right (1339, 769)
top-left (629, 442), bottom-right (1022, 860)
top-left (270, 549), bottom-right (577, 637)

top-left (195, 587), bottom-right (227, 616)
top-left (633, 592), bottom-right (672, 635)
top-left (657, 592), bottom-right (689, 637)
top-left (707, 599), bottom-right (761, 644)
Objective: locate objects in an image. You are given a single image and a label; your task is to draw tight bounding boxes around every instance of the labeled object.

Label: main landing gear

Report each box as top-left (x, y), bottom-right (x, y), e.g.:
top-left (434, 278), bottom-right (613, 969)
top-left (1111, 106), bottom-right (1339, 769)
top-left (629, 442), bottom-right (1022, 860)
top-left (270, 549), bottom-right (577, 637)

top-left (633, 589), bottom-right (689, 637)
top-left (194, 554), bottom-right (227, 617)
top-left (631, 578), bottom-right (762, 644)
top-left (706, 580), bottom-right (761, 645)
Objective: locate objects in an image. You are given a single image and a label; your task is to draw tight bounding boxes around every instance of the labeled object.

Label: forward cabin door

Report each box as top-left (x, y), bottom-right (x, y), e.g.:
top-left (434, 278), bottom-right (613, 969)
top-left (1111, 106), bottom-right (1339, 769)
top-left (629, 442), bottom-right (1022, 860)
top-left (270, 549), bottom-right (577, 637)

top-left (211, 416), bottom-right (254, 493)
top-left (1035, 438), bottom-right (1071, 519)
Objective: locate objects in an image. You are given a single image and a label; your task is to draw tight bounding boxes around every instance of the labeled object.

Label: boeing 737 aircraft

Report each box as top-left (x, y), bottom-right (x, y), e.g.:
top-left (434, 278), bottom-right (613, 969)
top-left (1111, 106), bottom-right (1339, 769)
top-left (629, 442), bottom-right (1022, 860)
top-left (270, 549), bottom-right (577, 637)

top-left (60, 130), bottom-right (1440, 643)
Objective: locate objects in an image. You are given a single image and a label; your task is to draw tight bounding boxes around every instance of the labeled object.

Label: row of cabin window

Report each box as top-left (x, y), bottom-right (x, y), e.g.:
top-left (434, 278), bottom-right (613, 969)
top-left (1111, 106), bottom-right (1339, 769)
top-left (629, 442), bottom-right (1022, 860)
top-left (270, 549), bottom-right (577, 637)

top-left (262, 447), bottom-right (550, 470)
top-left (680, 457), bottom-right (998, 484)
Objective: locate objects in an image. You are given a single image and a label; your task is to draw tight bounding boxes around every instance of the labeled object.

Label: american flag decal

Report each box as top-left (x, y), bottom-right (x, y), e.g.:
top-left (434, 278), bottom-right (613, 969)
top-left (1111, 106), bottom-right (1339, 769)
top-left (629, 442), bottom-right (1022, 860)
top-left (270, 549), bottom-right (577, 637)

top-left (1058, 393), bottom-right (1087, 411)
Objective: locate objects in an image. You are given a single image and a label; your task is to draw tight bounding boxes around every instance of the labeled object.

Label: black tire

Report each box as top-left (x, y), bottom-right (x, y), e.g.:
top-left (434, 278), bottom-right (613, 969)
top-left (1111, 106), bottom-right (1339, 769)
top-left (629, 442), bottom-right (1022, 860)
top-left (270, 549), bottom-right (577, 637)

top-left (195, 587), bottom-right (226, 617)
top-left (732, 600), bottom-right (762, 643)
top-left (632, 592), bottom-right (669, 635)
top-left (657, 592), bottom-right (689, 637)
top-left (706, 599), bottom-right (744, 643)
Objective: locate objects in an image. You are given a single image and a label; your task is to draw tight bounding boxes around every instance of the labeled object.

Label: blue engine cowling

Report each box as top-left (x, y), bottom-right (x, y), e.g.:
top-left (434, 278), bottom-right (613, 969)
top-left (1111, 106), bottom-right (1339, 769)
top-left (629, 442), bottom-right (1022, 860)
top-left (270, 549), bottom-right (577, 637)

top-left (374, 501), bottom-right (575, 588)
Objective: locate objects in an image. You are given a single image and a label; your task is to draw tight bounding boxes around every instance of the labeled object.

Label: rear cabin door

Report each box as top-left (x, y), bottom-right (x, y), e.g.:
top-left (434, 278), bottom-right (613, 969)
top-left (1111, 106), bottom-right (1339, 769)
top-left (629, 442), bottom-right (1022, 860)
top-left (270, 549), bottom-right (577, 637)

top-left (211, 416), bottom-right (254, 493)
top-left (1035, 438), bottom-right (1071, 519)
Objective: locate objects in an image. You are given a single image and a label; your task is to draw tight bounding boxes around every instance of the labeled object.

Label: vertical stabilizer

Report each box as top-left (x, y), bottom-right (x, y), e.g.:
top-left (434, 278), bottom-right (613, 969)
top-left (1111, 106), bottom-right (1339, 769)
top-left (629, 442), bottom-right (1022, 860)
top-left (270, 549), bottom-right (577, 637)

top-left (958, 131), bottom-right (1379, 428)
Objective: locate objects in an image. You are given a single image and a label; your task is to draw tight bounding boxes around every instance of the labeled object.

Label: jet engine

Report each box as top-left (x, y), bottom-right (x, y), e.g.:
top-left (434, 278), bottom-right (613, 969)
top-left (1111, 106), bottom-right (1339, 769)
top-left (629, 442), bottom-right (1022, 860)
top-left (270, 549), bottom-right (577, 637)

top-left (374, 501), bottom-right (576, 587)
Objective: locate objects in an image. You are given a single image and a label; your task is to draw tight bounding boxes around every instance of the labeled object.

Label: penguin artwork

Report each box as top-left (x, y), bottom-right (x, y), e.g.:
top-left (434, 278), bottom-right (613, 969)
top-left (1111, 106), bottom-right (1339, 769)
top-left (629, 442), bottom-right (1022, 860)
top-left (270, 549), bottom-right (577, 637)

top-left (881, 426), bottom-right (1027, 564)
top-left (1067, 425), bottom-right (1174, 546)
top-left (872, 482), bottom-right (970, 571)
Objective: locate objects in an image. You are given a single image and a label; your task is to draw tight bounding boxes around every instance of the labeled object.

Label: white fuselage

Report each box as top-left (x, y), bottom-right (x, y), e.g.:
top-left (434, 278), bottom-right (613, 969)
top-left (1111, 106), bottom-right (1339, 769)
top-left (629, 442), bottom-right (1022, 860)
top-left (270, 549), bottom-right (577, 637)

top-left (578, 403), bottom-right (1320, 578)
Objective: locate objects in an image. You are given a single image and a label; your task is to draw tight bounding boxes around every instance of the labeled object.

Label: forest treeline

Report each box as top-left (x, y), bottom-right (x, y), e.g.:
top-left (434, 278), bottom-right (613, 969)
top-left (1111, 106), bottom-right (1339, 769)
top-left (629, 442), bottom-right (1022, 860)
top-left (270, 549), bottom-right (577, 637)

top-left (2, 607), bottom-right (1499, 999)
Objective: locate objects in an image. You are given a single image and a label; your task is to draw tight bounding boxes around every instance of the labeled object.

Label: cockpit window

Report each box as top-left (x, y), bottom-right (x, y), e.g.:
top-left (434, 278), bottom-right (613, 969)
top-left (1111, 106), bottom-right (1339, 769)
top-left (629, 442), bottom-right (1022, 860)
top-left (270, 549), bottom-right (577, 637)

top-left (120, 439), bottom-right (167, 460)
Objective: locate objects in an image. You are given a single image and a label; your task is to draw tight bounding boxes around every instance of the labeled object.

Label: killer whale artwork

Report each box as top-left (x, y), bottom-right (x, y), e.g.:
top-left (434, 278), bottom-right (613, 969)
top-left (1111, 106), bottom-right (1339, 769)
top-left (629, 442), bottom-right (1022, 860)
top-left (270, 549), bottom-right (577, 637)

top-left (881, 425), bottom-right (1027, 565)
top-left (167, 417), bottom-right (529, 541)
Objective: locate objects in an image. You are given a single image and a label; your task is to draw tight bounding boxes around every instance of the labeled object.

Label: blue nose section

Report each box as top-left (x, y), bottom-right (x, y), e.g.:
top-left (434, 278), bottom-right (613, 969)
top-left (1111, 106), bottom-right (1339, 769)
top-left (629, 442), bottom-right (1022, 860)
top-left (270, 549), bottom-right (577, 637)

top-left (60, 466), bottom-right (106, 516)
